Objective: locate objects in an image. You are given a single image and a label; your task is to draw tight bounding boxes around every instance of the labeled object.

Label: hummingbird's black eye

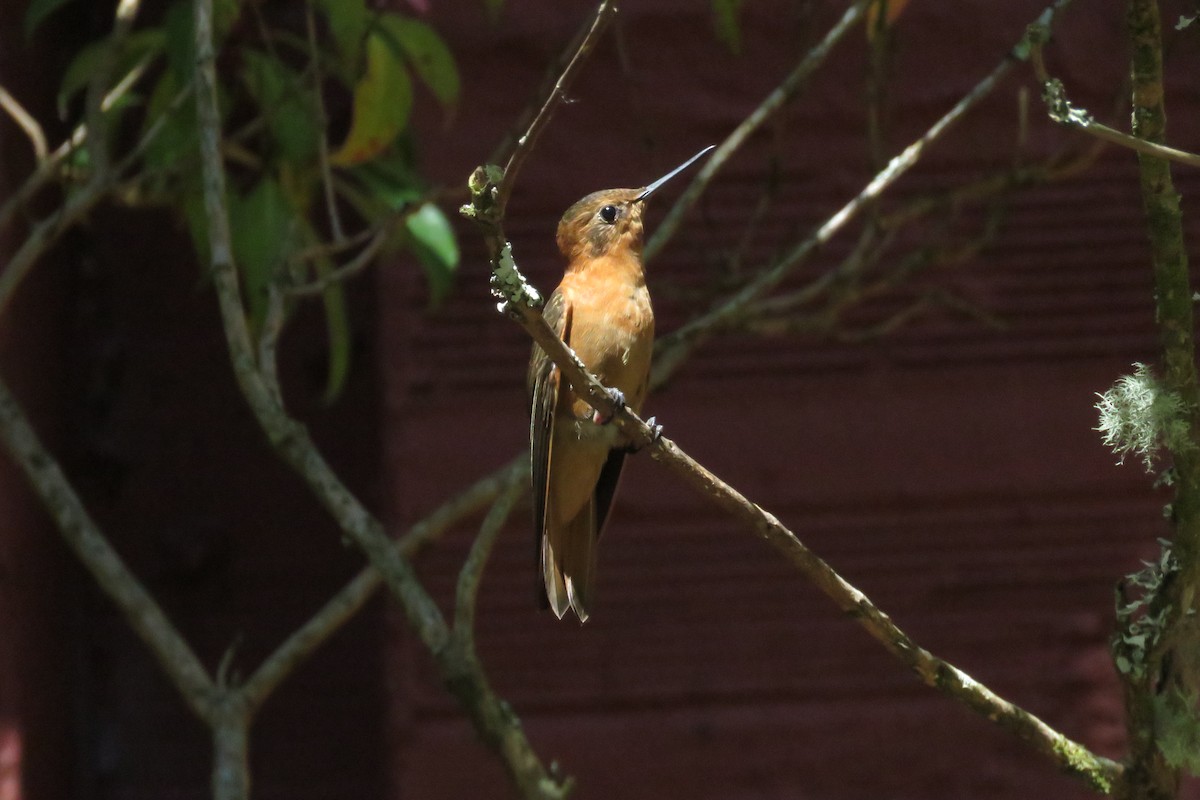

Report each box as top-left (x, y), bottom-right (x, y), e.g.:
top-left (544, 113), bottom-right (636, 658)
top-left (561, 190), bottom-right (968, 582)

top-left (598, 205), bottom-right (618, 224)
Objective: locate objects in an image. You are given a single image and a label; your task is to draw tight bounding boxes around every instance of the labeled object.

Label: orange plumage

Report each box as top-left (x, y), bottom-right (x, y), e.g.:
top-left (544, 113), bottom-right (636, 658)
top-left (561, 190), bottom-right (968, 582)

top-left (528, 147), bottom-right (712, 622)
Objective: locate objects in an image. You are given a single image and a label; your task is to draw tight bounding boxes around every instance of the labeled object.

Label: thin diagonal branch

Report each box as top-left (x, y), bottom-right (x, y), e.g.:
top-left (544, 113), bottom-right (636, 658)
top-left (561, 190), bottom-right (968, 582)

top-left (0, 375), bottom-right (217, 720)
top-left (454, 477), bottom-right (525, 641)
top-left (0, 81), bottom-right (192, 319)
top-left (193, 2), bottom-right (564, 795)
top-left (644, 0), bottom-right (871, 264)
top-left (483, 242), bottom-right (1122, 793)
top-left (0, 84), bottom-right (47, 161)
top-left (239, 454), bottom-right (524, 712)
top-left (651, 0), bottom-right (1074, 386)
top-left (1029, 31), bottom-right (1200, 170)
top-left (493, 1), bottom-right (617, 216)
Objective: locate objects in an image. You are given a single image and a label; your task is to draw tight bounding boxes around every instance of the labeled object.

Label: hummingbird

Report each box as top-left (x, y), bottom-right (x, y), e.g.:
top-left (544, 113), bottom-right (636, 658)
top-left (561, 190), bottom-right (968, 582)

top-left (528, 145), bottom-right (714, 623)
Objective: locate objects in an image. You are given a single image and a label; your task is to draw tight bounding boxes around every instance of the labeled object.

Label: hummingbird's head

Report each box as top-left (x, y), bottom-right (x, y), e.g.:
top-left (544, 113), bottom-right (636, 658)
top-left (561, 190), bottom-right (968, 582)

top-left (556, 188), bottom-right (648, 262)
top-left (555, 145), bottom-right (716, 264)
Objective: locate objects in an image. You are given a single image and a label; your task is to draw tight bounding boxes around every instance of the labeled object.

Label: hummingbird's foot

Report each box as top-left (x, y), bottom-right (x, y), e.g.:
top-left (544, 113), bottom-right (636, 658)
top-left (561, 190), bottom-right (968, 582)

top-left (623, 416), bottom-right (662, 454)
top-left (592, 387), bottom-right (626, 425)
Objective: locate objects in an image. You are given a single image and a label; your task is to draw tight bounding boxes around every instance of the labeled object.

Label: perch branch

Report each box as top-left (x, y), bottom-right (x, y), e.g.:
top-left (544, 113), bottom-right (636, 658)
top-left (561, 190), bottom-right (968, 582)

top-left (481, 230), bottom-right (1122, 793)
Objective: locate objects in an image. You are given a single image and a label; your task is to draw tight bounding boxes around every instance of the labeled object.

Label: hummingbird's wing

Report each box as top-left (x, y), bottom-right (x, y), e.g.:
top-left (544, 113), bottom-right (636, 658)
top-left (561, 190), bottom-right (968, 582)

top-left (593, 449), bottom-right (626, 539)
top-left (528, 289), bottom-right (571, 612)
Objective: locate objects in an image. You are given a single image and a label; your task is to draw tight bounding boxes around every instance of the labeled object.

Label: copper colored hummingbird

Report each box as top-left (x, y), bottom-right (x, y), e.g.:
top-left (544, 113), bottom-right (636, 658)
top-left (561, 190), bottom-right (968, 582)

top-left (528, 145), bottom-right (714, 622)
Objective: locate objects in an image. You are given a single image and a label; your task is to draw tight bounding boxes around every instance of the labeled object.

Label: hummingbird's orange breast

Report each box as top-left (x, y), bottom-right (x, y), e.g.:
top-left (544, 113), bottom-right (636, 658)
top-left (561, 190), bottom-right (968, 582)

top-left (560, 254), bottom-right (654, 416)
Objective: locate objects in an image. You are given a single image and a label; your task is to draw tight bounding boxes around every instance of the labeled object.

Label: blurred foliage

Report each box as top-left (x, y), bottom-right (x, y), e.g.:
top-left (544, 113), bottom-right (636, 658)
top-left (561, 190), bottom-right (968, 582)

top-left (26, 0), bottom-right (462, 400)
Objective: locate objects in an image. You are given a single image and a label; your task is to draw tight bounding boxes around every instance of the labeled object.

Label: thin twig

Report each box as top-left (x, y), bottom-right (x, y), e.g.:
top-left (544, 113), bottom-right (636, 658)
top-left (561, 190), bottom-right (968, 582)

top-left (453, 478), bottom-right (526, 640)
top-left (286, 225), bottom-right (389, 298)
top-left (84, 0), bottom-right (146, 179)
top-left (239, 455), bottom-right (523, 711)
top-left (644, 0), bottom-right (871, 264)
top-left (652, 0), bottom-right (1074, 385)
top-left (494, 1), bottom-right (618, 215)
top-left (1029, 33), bottom-right (1200, 170)
top-left (306, 0), bottom-right (345, 243)
top-left (193, 2), bottom-right (565, 794)
top-left (0, 82), bottom-right (193, 319)
top-left (0, 375), bottom-right (217, 720)
top-left (0, 84), bottom-right (47, 161)
top-left (0, 60), bottom-right (165, 233)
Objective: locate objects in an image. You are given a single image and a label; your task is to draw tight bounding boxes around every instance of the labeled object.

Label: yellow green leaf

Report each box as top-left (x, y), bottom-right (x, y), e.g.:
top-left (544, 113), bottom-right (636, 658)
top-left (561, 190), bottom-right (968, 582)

top-left (376, 15), bottom-right (460, 111)
top-left (329, 31), bottom-right (413, 167)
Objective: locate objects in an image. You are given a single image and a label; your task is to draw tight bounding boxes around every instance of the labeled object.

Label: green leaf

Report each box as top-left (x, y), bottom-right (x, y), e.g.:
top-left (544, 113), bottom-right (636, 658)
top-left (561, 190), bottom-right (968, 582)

top-left (163, 0), bottom-right (195, 81)
top-left (316, 260), bottom-right (352, 403)
top-left (1154, 689), bottom-right (1200, 773)
top-left (349, 150), bottom-right (424, 212)
top-left (57, 29), bottom-right (166, 118)
top-left (376, 15), bottom-right (460, 111)
top-left (314, 0), bottom-right (370, 68)
top-left (229, 177), bottom-right (299, 326)
top-left (711, 0), bottom-right (744, 55)
top-left (330, 31), bottom-right (413, 166)
top-left (24, 0), bottom-right (75, 37)
top-left (405, 202), bottom-right (459, 306)
top-left (141, 70), bottom-right (198, 176)
top-left (242, 49), bottom-right (320, 165)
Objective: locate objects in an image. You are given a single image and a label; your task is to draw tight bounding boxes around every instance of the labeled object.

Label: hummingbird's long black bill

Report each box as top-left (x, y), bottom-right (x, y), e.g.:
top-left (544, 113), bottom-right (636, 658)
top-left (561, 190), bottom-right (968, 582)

top-left (635, 145), bottom-right (716, 202)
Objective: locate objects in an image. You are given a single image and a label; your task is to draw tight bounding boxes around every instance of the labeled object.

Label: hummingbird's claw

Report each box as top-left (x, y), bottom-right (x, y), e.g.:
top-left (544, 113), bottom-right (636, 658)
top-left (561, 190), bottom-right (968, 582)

top-left (593, 387), bottom-right (626, 425)
top-left (623, 416), bottom-right (662, 454)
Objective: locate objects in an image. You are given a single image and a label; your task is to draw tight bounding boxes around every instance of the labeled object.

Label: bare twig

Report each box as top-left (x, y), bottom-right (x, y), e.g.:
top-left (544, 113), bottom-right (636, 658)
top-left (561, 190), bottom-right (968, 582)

top-left (84, 0), bottom-right (147, 179)
top-left (644, 0), bottom-right (872, 264)
top-left (239, 454), bottom-right (524, 712)
top-left (652, 0), bottom-right (1074, 385)
top-left (0, 81), bottom-right (193, 319)
top-left (1029, 31), bottom-right (1200, 170)
top-left (493, 1), bottom-right (618, 215)
top-left (453, 478), bottom-right (525, 640)
top-left (193, 1), bottom-right (565, 794)
top-left (0, 375), bottom-right (217, 720)
top-left (0, 84), bottom-right (48, 161)
top-left (305, 0), bottom-right (345, 243)
top-left (286, 225), bottom-right (389, 298)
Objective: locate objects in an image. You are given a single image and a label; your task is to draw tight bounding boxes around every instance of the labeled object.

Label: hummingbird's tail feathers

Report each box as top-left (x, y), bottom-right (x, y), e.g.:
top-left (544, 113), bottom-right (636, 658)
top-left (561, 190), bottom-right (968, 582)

top-left (541, 531), bottom-right (570, 620)
top-left (541, 502), bottom-right (597, 623)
